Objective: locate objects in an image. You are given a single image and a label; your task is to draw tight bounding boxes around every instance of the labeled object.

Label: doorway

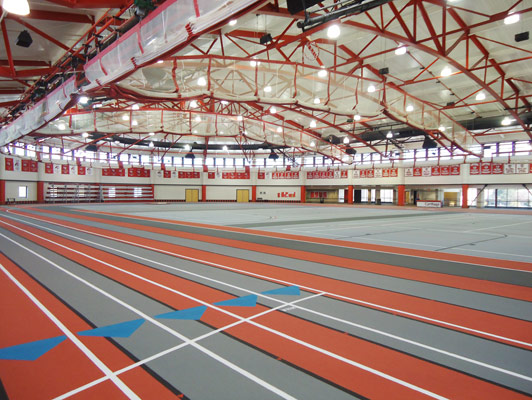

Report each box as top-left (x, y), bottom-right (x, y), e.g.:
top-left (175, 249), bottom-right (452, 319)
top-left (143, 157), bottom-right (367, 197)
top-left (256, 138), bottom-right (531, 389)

top-left (185, 189), bottom-right (199, 202)
top-left (236, 189), bottom-right (249, 202)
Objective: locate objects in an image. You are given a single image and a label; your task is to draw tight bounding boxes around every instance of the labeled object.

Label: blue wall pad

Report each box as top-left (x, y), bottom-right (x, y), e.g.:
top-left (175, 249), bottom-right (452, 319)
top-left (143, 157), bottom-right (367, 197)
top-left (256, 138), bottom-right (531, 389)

top-left (262, 286), bottom-right (301, 296)
top-left (214, 294), bottom-right (257, 307)
top-left (78, 319), bottom-right (145, 338)
top-left (155, 305), bottom-right (207, 320)
top-left (0, 335), bottom-right (66, 361)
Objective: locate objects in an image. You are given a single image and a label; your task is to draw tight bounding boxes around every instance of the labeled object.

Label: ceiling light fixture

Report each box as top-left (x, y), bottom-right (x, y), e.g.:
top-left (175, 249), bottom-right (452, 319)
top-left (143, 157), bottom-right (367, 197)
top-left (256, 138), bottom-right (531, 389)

top-left (149, 132), bottom-right (155, 136)
top-left (504, 13), bottom-right (520, 25)
top-left (221, 100), bottom-right (229, 105)
top-left (313, 97), bottom-right (320, 104)
top-left (310, 141), bottom-right (316, 147)
top-left (441, 66), bottom-right (452, 77)
top-left (270, 106), bottom-right (277, 114)
top-left (132, 120), bottom-right (138, 126)
top-left (276, 127), bottom-right (282, 133)
top-left (156, 60), bottom-right (164, 64)
top-left (122, 115), bottom-right (129, 121)
top-left (395, 45), bottom-right (407, 55)
top-left (343, 136), bottom-right (349, 144)
top-left (197, 77), bottom-right (207, 86)
top-left (57, 123), bottom-right (66, 131)
top-left (264, 86), bottom-right (272, 93)
top-left (131, 104), bottom-right (140, 110)
top-left (195, 115), bottom-right (202, 122)
top-left (406, 104), bottom-right (414, 112)
top-left (318, 68), bottom-right (328, 78)
top-left (438, 126), bottom-right (446, 132)
top-left (148, 141), bottom-right (154, 148)
top-left (184, 144), bottom-right (191, 150)
top-left (327, 24), bottom-right (341, 39)
top-left (310, 120), bottom-right (317, 128)
top-left (78, 96), bottom-right (89, 104)
top-left (367, 85), bottom-right (376, 93)
top-left (190, 100), bottom-right (198, 108)
top-left (223, 145), bottom-right (228, 151)
top-left (475, 91), bottom-right (486, 101)
top-left (2, 0), bottom-right (30, 15)
top-left (82, 132), bottom-right (89, 138)
top-left (354, 114), bottom-right (361, 121)
top-left (237, 115), bottom-right (243, 121)
top-left (229, 19), bottom-right (237, 26)
top-left (386, 131), bottom-right (393, 139)
top-left (501, 117), bottom-right (513, 126)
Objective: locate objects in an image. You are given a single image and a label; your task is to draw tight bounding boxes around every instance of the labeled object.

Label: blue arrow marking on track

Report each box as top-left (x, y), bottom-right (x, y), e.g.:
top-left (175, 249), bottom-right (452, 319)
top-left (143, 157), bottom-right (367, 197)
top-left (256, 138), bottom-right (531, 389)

top-left (0, 335), bottom-right (66, 361)
top-left (261, 286), bottom-right (301, 296)
top-left (214, 294), bottom-right (257, 307)
top-left (155, 305), bottom-right (207, 320)
top-left (78, 319), bottom-right (145, 338)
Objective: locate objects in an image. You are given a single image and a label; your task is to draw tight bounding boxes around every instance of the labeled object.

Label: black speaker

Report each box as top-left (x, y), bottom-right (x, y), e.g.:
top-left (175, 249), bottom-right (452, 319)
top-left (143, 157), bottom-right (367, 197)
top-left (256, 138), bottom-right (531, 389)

top-left (422, 136), bottom-right (437, 149)
top-left (515, 32), bottom-right (529, 42)
top-left (286, 0), bottom-right (322, 14)
top-left (16, 30), bottom-right (33, 48)
top-left (346, 148), bottom-right (357, 155)
top-left (85, 144), bottom-right (98, 152)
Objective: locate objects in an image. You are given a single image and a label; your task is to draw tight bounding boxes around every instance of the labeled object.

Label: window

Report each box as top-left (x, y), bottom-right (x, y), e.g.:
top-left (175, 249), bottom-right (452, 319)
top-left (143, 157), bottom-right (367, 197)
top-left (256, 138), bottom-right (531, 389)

top-left (18, 186), bottom-right (28, 198)
top-left (27, 145), bottom-right (36, 158)
top-left (15, 146), bottom-right (24, 157)
top-left (119, 154), bottom-right (129, 163)
top-left (140, 155), bottom-right (150, 165)
top-left (381, 189), bottom-right (394, 203)
top-left (361, 189), bottom-right (369, 202)
top-left (51, 147), bottom-right (61, 160)
top-left (134, 187), bottom-right (142, 198)
top-left (99, 152), bottom-right (107, 161)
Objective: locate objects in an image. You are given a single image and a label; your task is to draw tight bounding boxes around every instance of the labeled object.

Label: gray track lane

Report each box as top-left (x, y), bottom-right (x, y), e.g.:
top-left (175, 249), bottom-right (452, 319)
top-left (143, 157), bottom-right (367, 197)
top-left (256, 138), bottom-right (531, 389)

top-left (10, 210), bottom-right (532, 322)
top-left (0, 226), bottom-right (360, 400)
top-left (3, 216), bottom-right (532, 395)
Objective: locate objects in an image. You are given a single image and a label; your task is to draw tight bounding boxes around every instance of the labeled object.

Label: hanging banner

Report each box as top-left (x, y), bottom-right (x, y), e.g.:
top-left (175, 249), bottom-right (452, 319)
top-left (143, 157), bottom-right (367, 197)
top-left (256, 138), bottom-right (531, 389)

top-left (222, 171), bottom-right (250, 179)
top-left (450, 165), bottom-right (461, 175)
top-left (21, 160), bottom-right (30, 172)
top-left (61, 164), bottom-right (70, 174)
top-left (208, 172), bottom-right (215, 179)
top-left (45, 163), bottom-right (54, 174)
top-left (272, 171), bottom-right (299, 179)
top-left (404, 168), bottom-right (413, 177)
top-left (440, 165), bottom-right (450, 176)
top-left (128, 167), bottom-right (150, 177)
top-left (4, 158), bottom-right (14, 171)
top-left (178, 171), bottom-right (201, 179)
top-left (516, 164), bottom-right (528, 174)
top-left (504, 164), bottom-right (516, 174)
top-left (469, 163), bottom-right (480, 175)
top-left (78, 166), bottom-right (86, 175)
top-left (307, 170), bottom-right (348, 179)
top-left (257, 171), bottom-right (265, 179)
top-left (492, 164), bottom-right (504, 174)
top-left (102, 168), bottom-right (125, 176)
top-left (374, 169), bottom-right (382, 178)
top-left (163, 170), bottom-right (171, 178)
top-left (431, 166), bottom-right (440, 176)
top-left (481, 163), bottom-right (492, 174)
top-left (413, 167), bottom-right (422, 176)
top-left (422, 167), bottom-right (431, 177)
top-left (13, 159), bottom-right (20, 171)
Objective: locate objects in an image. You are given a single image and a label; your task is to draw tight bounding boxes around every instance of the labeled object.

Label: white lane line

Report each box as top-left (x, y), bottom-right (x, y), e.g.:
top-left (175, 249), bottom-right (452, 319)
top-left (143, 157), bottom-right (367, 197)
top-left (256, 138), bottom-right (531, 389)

top-left (443, 248), bottom-right (532, 261)
top-left (9, 214), bottom-right (532, 384)
top-left (0, 231), bottom-right (298, 400)
top-left (48, 208), bottom-right (532, 272)
top-left (56, 293), bottom-right (325, 399)
top-left (0, 220), bottom-right (447, 400)
top-left (0, 262), bottom-right (140, 400)
top-left (464, 220), bottom-right (532, 232)
top-left (6, 213), bottom-right (532, 348)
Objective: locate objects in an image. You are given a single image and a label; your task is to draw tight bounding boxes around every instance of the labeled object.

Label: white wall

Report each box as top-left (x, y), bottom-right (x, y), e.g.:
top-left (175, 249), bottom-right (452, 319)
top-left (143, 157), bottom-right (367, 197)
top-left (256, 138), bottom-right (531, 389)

top-left (154, 185), bottom-right (201, 200)
top-left (5, 181), bottom-right (37, 201)
top-left (256, 186), bottom-right (300, 201)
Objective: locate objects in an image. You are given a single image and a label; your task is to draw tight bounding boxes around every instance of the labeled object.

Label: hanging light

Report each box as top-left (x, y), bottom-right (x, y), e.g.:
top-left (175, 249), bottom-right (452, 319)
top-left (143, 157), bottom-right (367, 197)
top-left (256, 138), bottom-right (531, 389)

top-left (504, 13), bottom-right (520, 25)
top-left (132, 120), bottom-right (138, 126)
top-left (310, 120), bottom-right (317, 128)
top-left (327, 24), bottom-right (341, 39)
top-left (276, 127), bottom-right (282, 133)
top-left (82, 132), bottom-right (89, 138)
top-left (195, 115), bottom-right (202, 122)
top-left (148, 141), bottom-right (154, 148)
top-left (395, 45), bottom-right (407, 55)
top-left (343, 136), bottom-right (349, 144)
top-left (318, 68), bottom-right (328, 78)
top-left (237, 115), bottom-right (243, 121)
top-left (264, 86), bottom-right (272, 93)
top-left (223, 145), bottom-right (228, 151)
top-left (367, 85), bottom-right (376, 93)
top-left (149, 132), bottom-right (155, 136)
top-left (190, 100), bottom-right (198, 108)
top-left (78, 96), bottom-right (89, 105)
top-left (313, 97), bottom-right (320, 104)
top-left (475, 91), bottom-right (486, 101)
top-left (386, 131), bottom-right (393, 139)
top-left (438, 126), bottom-right (446, 132)
top-left (229, 19), bottom-right (237, 26)
top-left (354, 114), bottom-right (361, 121)
top-left (2, 0), bottom-right (30, 15)
top-left (501, 117), bottom-right (513, 126)
top-left (197, 77), bottom-right (207, 86)
top-left (270, 106), bottom-right (277, 114)
top-left (122, 115), bottom-right (129, 121)
top-left (441, 66), bottom-right (452, 77)
top-left (57, 123), bottom-right (66, 131)
top-left (184, 144), bottom-right (191, 151)
top-left (406, 105), bottom-right (414, 112)
top-left (131, 104), bottom-right (140, 110)
top-left (310, 141), bottom-right (316, 147)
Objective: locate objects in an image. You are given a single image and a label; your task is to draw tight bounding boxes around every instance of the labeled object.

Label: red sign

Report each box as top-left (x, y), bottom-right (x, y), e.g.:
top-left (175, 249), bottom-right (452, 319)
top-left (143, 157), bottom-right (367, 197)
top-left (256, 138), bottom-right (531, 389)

top-left (278, 192), bottom-right (296, 198)
top-left (529, 164), bottom-right (532, 173)
top-left (222, 171), bottom-right (250, 179)
top-left (45, 163), bottom-right (53, 174)
top-left (4, 158), bottom-right (13, 171)
top-left (492, 164), bottom-right (504, 174)
top-left (78, 166), bottom-right (86, 175)
top-left (61, 164), bottom-right (70, 174)
top-left (208, 172), bottom-right (215, 179)
top-left (365, 169), bottom-right (374, 178)
top-left (310, 191), bottom-right (327, 199)
top-left (128, 167), bottom-right (150, 177)
top-left (440, 166), bottom-right (450, 176)
top-left (258, 171), bottom-right (265, 179)
top-left (307, 170), bottom-right (348, 179)
top-left (431, 166), bottom-right (440, 176)
top-left (21, 160), bottom-right (30, 172)
top-left (272, 171), bottom-right (299, 179)
top-left (178, 171), bottom-right (201, 179)
top-left (163, 170), bottom-right (171, 178)
top-left (413, 167), bottom-right (422, 177)
top-left (481, 163), bottom-right (492, 175)
top-left (102, 168), bottom-right (125, 177)
top-left (470, 163), bottom-right (480, 175)
top-left (451, 165), bottom-right (461, 175)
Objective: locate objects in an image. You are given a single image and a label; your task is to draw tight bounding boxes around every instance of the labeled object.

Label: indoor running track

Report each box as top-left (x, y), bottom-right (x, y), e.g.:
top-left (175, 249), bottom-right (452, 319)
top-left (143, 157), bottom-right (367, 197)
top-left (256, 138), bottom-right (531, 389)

top-left (0, 204), bottom-right (531, 400)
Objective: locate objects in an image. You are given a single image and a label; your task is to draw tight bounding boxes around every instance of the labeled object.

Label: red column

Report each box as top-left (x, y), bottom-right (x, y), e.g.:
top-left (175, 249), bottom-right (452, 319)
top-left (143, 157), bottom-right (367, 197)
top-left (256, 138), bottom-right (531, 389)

top-left (397, 185), bottom-right (405, 206)
top-left (347, 185), bottom-right (354, 204)
top-left (37, 181), bottom-right (44, 203)
top-left (201, 185), bottom-right (207, 202)
top-left (251, 185), bottom-right (257, 202)
top-left (300, 185), bottom-right (306, 203)
top-left (462, 184), bottom-right (469, 208)
top-left (0, 180), bottom-right (5, 205)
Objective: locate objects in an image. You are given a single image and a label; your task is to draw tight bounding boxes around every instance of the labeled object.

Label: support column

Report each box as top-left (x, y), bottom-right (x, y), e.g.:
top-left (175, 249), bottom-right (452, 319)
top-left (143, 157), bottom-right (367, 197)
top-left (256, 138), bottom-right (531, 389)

top-left (397, 185), bottom-right (405, 206)
top-left (375, 185), bottom-right (381, 205)
top-left (347, 185), bottom-right (354, 204)
top-left (37, 181), bottom-right (44, 203)
top-left (201, 185), bottom-right (207, 202)
top-left (251, 185), bottom-right (257, 202)
top-left (300, 185), bottom-right (306, 203)
top-left (462, 184), bottom-right (469, 208)
top-left (0, 180), bottom-right (5, 205)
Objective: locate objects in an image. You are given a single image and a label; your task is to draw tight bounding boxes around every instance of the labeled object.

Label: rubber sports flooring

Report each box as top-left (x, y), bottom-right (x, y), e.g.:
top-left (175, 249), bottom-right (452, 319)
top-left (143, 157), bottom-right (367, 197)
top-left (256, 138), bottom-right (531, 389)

top-left (0, 203), bottom-right (531, 400)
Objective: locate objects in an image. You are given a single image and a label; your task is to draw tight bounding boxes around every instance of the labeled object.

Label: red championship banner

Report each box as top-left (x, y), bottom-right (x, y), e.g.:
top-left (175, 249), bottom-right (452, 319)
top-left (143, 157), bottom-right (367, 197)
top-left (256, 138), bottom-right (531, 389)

top-left (163, 170), bottom-right (171, 178)
top-left (469, 163), bottom-right (480, 175)
top-left (359, 170), bottom-right (366, 178)
top-left (431, 166), bottom-right (440, 176)
top-left (365, 169), bottom-right (374, 178)
top-left (450, 165), bottom-right (461, 175)
top-left (404, 168), bottom-right (413, 177)
top-left (178, 171), bottom-right (201, 179)
top-left (128, 167), bottom-right (150, 177)
top-left (310, 191), bottom-right (327, 199)
top-left (481, 163), bottom-right (492, 175)
top-left (61, 164), bottom-right (70, 174)
top-left (258, 171), bottom-right (265, 179)
top-left (30, 160), bottom-right (38, 172)
top-left (102, 168), bottom-right (126, 176)
top-left (77, 166), bottom-right (86, 175)
top-left (222, 171), bottom-right (250, 179)
top-left (413, 167), bottom-right (422, 176)
top-left (440, 166), bottom-right (450, 176)
top-left (272, 171), bottom-right (299, 179)
top-left (208, 172), bottom-right (215, 179)
top-left (307, 170), bottom-right (347, 179)
top-left (45, 163), bottom-right (53, 174)
top-left (21, 159), bottom-right (30, 172)
top-left (529, 163), bottom-right (532, 173)
top-left (492, 164), bottom-right (504, 174)
top-left (4, 158), bottom-right (14, 171)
